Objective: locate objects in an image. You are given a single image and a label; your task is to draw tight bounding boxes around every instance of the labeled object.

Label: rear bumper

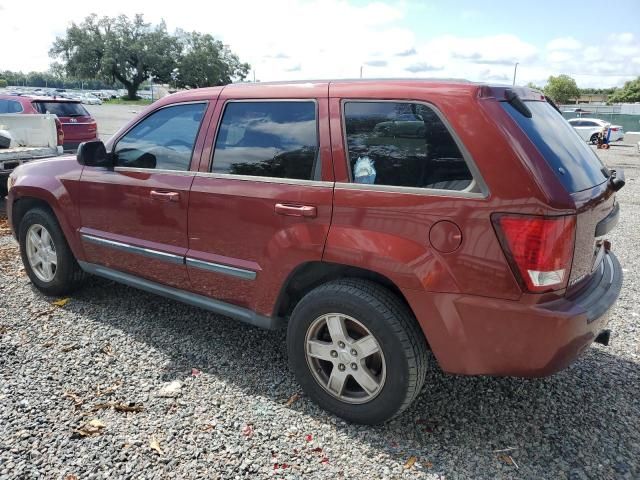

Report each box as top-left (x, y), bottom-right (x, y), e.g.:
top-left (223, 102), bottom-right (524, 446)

top-left (405, 251), bottom-right (623, 377)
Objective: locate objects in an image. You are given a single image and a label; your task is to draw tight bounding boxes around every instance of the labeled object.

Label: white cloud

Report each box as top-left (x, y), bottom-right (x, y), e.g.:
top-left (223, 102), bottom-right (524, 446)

top-left (547, 37), bottom-right (582, 51)
top-left (0, 0), bottom-right (638, 88)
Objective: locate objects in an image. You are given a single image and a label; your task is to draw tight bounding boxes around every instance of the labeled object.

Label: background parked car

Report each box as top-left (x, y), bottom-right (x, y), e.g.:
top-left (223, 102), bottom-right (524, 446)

top-left (0, 95), bottom-right (98, 151)
top-left (568, 117), bottom-right (624, 143)
top-left (81, 94), bottom-right (103, 105)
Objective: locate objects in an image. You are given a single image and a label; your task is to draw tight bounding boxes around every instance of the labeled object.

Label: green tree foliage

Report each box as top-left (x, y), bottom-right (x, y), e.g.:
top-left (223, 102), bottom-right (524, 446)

top-left (175, 31), bottom-right (250, 88)
top-left (543, 74), bottom-right (580, 104)
top-left (0, 69), bottom-right (118, 90)
top-left (526, 82), bottom-right (543, 91)
top-left (608, 77), bottom-right (640, 103)
top-left (50, 14), bottom-right (178, 99)
top-left (0, 79), bottom-right (7, 88)
top-left (49, 14), bottom-right (250, 99)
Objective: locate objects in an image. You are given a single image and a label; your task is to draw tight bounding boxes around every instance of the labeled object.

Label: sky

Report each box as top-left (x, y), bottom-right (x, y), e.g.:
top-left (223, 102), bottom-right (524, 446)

top-left (1, 0), bottom-right (639, 88)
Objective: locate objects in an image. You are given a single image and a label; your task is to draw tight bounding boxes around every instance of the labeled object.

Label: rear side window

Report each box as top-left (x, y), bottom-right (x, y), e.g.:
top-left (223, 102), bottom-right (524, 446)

top-left (33, 101), bottom-right (89, 117)
top-left (343, 101), bottom-right (474, 191)
top-left (503, 101), bottom-right (607, 192)
top-left (114, 103), bottom-right (206, 171)
top-left (212, 101), bottom-right (318, 180)
top-left (0, 99), bottom-right (23, 113)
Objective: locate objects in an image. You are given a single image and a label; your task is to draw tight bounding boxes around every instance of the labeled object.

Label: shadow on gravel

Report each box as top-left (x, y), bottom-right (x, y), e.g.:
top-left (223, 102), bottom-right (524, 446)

top-left (62, 275), bottom-right (640, 479)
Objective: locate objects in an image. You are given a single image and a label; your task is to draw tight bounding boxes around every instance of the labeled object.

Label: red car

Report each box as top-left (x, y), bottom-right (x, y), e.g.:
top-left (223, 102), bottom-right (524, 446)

top-left (5, 80), bottom-right (623, 424)
top-left (0, 95), bottom-right (98, 150)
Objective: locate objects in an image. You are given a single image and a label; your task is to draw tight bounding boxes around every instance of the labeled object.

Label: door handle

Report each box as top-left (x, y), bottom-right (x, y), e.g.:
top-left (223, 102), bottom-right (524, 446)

top-left (150, 190), bottom-right (180, 202)
top-left (275, 203), bottom-right (317, 218)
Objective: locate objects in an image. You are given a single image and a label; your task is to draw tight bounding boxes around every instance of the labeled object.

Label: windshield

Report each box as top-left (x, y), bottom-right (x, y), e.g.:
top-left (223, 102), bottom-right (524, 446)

top-left (33, 101), bottom-right (90, 117)
top-left (502, 100), bottom-right (608, 192)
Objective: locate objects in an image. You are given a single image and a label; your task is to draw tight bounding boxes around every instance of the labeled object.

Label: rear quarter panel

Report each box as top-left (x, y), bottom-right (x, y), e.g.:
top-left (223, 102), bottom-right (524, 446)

top-left (325, 82), bottom-right (574, 302)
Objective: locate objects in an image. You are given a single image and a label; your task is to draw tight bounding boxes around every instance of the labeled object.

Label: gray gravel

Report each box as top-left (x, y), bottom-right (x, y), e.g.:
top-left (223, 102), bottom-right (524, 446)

top-left (1, 145), bottom-right (639, 479)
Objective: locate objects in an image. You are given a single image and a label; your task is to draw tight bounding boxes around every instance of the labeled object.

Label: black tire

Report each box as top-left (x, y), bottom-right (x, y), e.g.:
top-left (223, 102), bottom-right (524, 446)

top-left (287, 279), bottom-right (428, 424)
top-left (0, 179), bottom-right (7, 198)
top-left (18, 207), bottom-right (85, 296)
top-left (590, 133), bottom-right (599, 145)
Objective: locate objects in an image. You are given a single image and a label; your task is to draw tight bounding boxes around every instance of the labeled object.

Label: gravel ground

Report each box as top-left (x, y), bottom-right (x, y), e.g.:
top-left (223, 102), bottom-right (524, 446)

top-left (0, 145), bottom-right (639, 479)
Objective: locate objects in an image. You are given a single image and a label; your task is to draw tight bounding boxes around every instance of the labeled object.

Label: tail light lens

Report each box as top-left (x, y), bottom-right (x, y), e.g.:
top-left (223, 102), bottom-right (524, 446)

top-left (492, 214), bottom-right (576, 293)
top-left (54, 118), bottom-right (64, 146)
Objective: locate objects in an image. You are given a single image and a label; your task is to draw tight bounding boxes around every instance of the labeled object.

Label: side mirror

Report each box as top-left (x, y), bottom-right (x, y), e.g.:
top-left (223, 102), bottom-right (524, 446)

top-left (77, 141), bottom-right (112, 168)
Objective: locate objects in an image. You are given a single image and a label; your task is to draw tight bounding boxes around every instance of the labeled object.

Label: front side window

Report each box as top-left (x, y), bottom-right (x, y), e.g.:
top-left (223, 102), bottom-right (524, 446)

top-left (0, 99), bottom-right (24, 114)
top-left (212, 101), bottom-right (318, 180)
top-left (114, 103), bottom-right (206, 171)
top-left (343, 101), bottom-right (474, 191)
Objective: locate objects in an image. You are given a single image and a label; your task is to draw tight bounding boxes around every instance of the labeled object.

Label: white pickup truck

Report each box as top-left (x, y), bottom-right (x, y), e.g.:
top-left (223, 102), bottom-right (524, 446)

top-left (0, 114), bottom-right (63, 195)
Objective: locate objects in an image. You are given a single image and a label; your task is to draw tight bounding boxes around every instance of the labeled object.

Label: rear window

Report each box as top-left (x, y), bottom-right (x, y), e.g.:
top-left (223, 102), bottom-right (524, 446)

top-left (33, 101), bottom-right (89, 117)
top-left (503, 101), bottom-right (608, 192)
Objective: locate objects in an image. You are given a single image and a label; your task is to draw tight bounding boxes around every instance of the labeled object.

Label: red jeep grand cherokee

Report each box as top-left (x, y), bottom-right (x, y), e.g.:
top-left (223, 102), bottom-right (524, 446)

top-left (6, 81), bottom-right (623, 424)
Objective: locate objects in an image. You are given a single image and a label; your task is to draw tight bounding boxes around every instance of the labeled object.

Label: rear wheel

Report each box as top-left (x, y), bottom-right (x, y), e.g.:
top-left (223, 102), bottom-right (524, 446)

top-left (287, 279), bottom-right (428, 424)
top-left (18, 208), bottom-right (85, 296)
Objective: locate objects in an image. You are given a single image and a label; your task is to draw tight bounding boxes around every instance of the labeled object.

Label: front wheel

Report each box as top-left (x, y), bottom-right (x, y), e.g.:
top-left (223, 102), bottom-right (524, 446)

top-left (287, 279), bottom-right (428, 424)
top-left (590, 133), bottom-right (599, 145)
top-left (18, 207), bottom-right (85, 296)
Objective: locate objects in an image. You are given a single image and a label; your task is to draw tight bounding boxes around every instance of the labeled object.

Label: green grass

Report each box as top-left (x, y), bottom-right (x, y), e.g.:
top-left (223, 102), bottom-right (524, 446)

top-left (105, 97), bottom-right (154, 105)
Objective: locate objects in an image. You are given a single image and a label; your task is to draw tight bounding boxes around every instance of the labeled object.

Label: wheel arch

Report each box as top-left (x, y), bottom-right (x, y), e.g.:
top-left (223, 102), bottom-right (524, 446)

top-left (275, 261), bottom-right (412, 318)
top-left (10, 191), bottom-right (84, 261)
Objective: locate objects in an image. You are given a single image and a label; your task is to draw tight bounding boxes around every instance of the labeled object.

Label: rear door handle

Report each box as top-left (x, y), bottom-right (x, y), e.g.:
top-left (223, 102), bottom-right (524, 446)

top-left (275, 203), bottom-right (317, 218)
top-left (150, 190), bottom-right (180, 202)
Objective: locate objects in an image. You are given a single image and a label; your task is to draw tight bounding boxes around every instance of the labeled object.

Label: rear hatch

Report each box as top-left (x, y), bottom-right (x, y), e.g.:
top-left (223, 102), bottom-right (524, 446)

top-left (32, 100), bottom-right (97, 141)
top-left (501, 94), bottom-right (619, 294)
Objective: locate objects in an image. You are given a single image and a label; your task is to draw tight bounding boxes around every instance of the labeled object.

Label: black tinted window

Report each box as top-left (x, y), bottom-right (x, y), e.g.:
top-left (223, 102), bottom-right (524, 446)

top-left (0, 99), bottom-right (23, 113)
top-left (33, 101), bottom-right (89, 117)
top-left (114, 103), bottom-right (206, 171)
top-left (212, 101), bottom-right (318, 180)
top-left (503, 101), bottom-right (607, 192)
top-left (343, 102), bottom-right (473, 191)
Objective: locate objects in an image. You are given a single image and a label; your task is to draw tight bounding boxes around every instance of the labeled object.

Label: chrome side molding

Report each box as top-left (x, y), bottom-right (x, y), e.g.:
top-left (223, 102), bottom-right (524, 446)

top-left (80, 233), bottom-right (257, 280)
top-left (81, 234), bottom-right (184, 265)
top-left (185, 257), bottom-right (256, 280)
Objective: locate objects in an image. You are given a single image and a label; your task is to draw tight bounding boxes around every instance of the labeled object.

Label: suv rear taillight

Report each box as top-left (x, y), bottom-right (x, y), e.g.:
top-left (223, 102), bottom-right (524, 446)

top-left (54, 118), bottom-right (64, 146)
top-left (492, 214), bottom-right (576, 293)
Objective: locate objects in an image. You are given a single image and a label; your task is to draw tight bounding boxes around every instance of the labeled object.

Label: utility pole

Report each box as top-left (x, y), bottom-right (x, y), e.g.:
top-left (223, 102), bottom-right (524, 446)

top-left (512, 62), bottom-right (519, 86)
top-left (360, 66), bottom-right (363, 79)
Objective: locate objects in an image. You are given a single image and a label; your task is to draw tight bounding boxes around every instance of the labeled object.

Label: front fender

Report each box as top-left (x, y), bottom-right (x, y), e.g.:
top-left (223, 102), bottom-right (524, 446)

top-left (9, 156), bottom-right (85, 261)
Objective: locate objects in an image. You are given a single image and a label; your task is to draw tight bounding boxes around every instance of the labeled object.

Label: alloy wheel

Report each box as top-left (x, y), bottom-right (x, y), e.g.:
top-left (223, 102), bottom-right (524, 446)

top-left (304, 313), bottom-right (386, 404)
top-left (25, 223), bottom-right (57, 282)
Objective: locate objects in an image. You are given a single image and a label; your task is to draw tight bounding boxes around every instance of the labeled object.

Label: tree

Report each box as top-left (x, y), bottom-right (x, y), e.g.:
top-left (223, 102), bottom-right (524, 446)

top-left (543, 74), bottom-right (580, 104)
top-left (608, 77), bottom-right (640, 103)
top-left (50, 14), bottom-right (251, 99)
top-left (0, 79), bottom-right (7, 88)
top-left (50, 14), bottom-right (179, 99)
top-left (526, 82), bottom-right (543, 91)
top-left (176, 31), bottom-right (250, 88)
